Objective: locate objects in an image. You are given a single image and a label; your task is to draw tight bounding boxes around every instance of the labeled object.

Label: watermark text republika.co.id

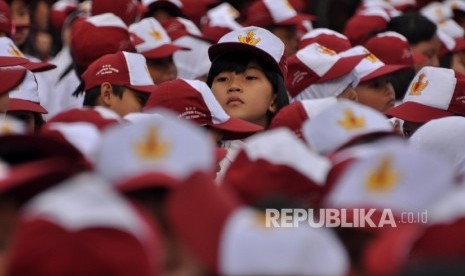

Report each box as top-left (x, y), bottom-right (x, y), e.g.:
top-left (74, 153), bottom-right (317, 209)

top-left (265, 208), bottom-right (428, 228)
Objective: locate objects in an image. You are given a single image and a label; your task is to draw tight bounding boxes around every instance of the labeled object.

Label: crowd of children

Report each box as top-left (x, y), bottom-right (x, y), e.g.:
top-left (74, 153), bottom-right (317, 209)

top-left (1, 0), bottom-right (465, 275)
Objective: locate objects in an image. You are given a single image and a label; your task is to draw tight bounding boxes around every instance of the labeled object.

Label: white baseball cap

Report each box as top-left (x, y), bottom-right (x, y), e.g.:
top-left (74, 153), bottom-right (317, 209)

top-left (385, 66), bottom-right (465, 123)
top-left (208, 26), bottom-right (287, 77)
top-left (303, 100), bottom-right (395, 155)
top-left (129, 17), bottom-right (188, 59)
top-left (95, 109), bottom-right (216, 189)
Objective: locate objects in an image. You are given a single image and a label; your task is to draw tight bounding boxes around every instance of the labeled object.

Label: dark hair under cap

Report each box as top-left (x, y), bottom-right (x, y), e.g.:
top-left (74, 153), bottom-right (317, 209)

top-left (387, 12), bottom-right (437, 46)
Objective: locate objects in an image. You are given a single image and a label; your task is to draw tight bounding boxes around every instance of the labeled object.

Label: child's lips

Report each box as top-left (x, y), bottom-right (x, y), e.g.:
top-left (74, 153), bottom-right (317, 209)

top-left (226, 97), bottom-right (244, 106)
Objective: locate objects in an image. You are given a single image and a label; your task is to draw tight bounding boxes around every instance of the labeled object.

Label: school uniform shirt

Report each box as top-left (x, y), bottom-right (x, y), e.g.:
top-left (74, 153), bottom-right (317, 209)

top-left (40, 46), bottom-right (84, 120)
top-left (216, 139), bottom-right (246, 184)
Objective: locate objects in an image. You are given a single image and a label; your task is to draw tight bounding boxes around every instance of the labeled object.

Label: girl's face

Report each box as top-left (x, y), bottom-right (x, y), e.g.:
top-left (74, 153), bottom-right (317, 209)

top-left (211, 60), bottom-right (276, 128)
top-left (411, 34), bottom-right (441, 68)
top-left (10, 0), bottom-right (30, 46)
top-left (355, 75), bottom-right (395, 112)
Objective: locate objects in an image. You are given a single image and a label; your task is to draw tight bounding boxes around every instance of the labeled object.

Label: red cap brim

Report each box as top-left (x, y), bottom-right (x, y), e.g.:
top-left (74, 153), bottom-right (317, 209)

top-left (127, 84), bottom-right (156, 94)
top-left (141, 44), bottom-right (190, 59)
top-left (45, 108), bottom-right (119, 130)
top-left (210, 117), bottom-right (263, 140)
top-left (317, 54), bottom-right (366, 83)
top-left (0, 157), bottom-right (77, 199)
top-left (8, 99), bottom-right (48, 114)
top-left (384, 101), bottom-right (454, 123)
top-left (0, 68), bottom-right (27, 95)
top-left (0, 56), bottom-right (29, 67)
top-left (361, 64), bottom-right (409, 82)
top-left (116, 172), bottom-right (182, 193)
top-left (23, 61), bottom-right (57, 73)
top-left (0, 134), bottom-right (88, 168)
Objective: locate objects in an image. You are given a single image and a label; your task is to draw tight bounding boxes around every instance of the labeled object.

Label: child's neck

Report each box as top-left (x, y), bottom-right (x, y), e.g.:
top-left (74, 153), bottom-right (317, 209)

top-left (250, 117), bottom-right (269, 129)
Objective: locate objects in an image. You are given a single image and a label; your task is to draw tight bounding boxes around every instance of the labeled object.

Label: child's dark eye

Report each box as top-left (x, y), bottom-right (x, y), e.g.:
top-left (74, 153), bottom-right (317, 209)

top-left (17, 114), bottom-right (33, 122)
top-left (245, 75), bottom-right (258, 80)
top-left (136, 94), bottom-right (149, 105)
top-left (214, 76), bottom-right (228, 82)
top-left (370, 78), bottom-right (389, 89)
top-left (369, 81), bottom-right (382, 89)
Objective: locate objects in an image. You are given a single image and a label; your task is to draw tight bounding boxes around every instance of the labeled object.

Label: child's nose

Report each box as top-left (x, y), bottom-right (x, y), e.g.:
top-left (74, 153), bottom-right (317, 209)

top-left (227, 77), bottom-right (242, 92)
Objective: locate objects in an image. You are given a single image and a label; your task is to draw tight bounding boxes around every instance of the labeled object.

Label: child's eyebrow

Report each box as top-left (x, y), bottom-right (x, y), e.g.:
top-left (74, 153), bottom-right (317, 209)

top-left (246, 65), bottom-right (262, 70)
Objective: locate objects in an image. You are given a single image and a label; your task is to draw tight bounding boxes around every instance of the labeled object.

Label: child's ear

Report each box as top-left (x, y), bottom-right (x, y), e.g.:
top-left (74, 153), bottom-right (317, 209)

top-left (268, 94), bottom-right (278, 114)
top-left (100, 82), bottom-right (113, 106)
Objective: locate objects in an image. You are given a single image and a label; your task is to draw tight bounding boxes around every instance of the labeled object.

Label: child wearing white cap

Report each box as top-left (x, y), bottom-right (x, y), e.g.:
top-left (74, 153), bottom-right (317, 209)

top-left (129, 17), bottom-right (189, 85)
top-left (207, 26), bottom-right (290, 129)
top-left (7, 69), bottom-right (48, 133)
top-left (206, 26), bottom-right (291, 181)
top-left (286, 42), bottom-right (365, 102)
top-left (160, 16), bottom-right (213, 82)
top-left (340, 46), bottom-right (408, 112)
top-left (0, 66), bottom-right (27, 114)
top-left (385, 66), bottom-right (465, 137)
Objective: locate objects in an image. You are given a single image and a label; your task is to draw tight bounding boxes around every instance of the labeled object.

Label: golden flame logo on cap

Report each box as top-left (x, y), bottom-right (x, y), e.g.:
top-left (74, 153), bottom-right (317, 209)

top-left (134, 125), bottom-right (170, 159)
top-left (8, 43), bottom-right (24, 57)
top-left (409, 73), bottom-right (428, 96)
top-left (318, 45), bottom-right (337, 56)
top-left (149, 27), bottom-right (162, 41)
top-left (366, 156), bottom-right (399, 192)
top-left (238, 31), bottom-right (261, 46)
top-left (363, 50), bottom-right (379, 63)
top-left (337, 108), bottom-right (365, 130)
